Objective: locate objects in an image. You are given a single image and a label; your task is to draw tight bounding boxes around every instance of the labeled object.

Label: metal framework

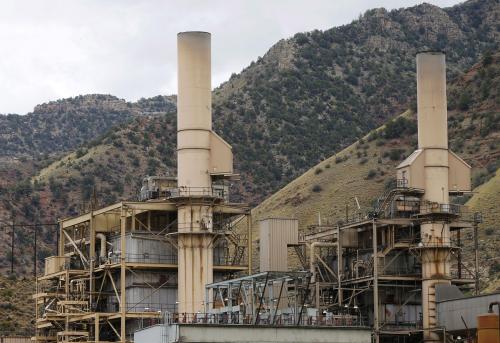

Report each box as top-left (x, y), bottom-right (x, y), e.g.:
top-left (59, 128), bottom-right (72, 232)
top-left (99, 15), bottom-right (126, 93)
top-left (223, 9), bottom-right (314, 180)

top-left (34, 199), bottom-right (251, 343)
top-left (202, 271), bottom-right (363, 327)
top-left (293, 181), bottom-right (481, 342)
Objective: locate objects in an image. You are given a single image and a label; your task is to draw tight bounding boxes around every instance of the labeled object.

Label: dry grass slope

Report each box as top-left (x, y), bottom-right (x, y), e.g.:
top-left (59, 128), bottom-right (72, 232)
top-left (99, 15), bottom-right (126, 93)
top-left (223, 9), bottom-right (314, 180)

top-left (465, 169), bottom-right (500, 292)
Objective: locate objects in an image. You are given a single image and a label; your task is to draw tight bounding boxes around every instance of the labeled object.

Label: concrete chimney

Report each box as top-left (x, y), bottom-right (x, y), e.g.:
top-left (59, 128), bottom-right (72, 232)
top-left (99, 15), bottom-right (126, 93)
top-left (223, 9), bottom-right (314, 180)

top-left (416, 52), bottom-right (448, 150)
top-left (175, 31), bottom-right (235, 315)
top-left (177, 31), bottom-right (212, 190)
top-left (176, 31), bottom-right (214, 315)
top-left (396, 52), bottom-right (471, 342)
top-left (417, 52), bottom-right (451, 343)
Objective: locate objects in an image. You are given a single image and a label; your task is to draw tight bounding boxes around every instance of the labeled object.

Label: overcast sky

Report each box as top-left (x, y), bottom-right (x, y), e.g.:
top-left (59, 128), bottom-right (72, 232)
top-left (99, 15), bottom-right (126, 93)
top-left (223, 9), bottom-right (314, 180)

top-left (0, 0), bottom-right (462, 115)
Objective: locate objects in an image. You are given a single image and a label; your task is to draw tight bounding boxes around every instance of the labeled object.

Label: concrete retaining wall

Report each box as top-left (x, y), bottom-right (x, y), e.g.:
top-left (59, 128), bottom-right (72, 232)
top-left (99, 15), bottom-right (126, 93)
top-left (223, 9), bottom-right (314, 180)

top-left (135, 324), bottom-right (371, 343)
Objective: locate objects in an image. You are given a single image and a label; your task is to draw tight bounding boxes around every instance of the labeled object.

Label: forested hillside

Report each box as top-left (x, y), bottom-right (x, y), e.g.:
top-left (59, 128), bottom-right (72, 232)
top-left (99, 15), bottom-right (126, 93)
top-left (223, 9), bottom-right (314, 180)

top-left (0, 94), bottom-right (175, 157)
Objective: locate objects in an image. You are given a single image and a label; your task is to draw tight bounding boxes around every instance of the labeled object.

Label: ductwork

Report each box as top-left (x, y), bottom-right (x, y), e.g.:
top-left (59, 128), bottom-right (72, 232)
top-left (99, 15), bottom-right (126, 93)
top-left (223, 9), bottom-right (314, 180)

top-left (96, 233), bottom-right (107, 259)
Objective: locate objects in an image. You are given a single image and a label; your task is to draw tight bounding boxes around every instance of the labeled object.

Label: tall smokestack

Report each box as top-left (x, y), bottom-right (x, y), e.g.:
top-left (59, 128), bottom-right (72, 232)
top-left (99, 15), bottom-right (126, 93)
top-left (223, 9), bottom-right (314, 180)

top-left (417, 52), bottom-right (448, 150)
top-left (397, 52), bottom-right (471, 342)
top-left (416, 52), bottom-right (451, 205)
top-left (177, 31), bottom-right (212, 189)
top-left (176, 31), bottom-right (214, 315)
top-left (417, 52), bottom-right (451, 343)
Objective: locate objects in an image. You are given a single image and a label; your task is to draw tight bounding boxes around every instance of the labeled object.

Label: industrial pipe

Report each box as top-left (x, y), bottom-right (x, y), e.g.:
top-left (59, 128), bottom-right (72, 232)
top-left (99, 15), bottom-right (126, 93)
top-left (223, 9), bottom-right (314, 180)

top-left (96, 233), bottom-right (107, 259)
top-left (477, 302), bottom-right (500, 343)
top-left (489, 301), bottom-right (500, 314)
top-left (488, 301), bottom-right (500, 343)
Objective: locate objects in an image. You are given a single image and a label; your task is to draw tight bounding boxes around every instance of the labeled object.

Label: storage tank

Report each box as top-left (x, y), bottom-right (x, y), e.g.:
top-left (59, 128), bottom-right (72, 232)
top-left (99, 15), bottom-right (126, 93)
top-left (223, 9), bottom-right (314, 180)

top-left (477, 312), bottom-right (499, 343)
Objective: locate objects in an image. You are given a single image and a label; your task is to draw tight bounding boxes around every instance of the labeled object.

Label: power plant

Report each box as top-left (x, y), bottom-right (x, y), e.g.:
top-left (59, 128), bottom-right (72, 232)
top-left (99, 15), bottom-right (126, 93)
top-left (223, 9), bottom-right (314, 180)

top-left (32, 33), bottom-right (499, 343)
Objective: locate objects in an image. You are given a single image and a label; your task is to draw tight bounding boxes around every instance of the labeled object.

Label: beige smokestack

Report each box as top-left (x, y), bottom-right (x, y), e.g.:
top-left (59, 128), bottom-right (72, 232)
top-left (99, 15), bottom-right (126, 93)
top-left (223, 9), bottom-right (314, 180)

top-left (177, 31), bottom-right (212, 189)
top-left (417, 51), bottom-right (451, 343)
top-left (417, 52), bottom-right (450, 204)
top-left (397, 51), bottom-right (472, 343)
top-left (416, 52), bottom-right (448, 150)
top-left (176, 31), bottom-right (214, 315)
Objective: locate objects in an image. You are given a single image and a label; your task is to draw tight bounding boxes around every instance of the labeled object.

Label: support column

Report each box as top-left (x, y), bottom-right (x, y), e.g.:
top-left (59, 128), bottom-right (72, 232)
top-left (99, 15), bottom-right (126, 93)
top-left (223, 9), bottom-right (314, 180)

top-left (90, 209), bottom-right (95, 308)
top-left (247, 214), bottom-right (252, 275)
top-left (95, 313), bottom-right (100, 343)
top-left (474, 221), bottom-right (480, 295)
top-left (372, 220), bottom-right (379, 343)
top-left (337, 226), bottom-right (343, 307)
top-left (58, 222), bottom-right (64, 257)
top-left (120, 206), bottom-right (127, 342)
top-left (457, 229), bottom-right (461, 278)
top-left (178, 227), bottom-right (214, 314)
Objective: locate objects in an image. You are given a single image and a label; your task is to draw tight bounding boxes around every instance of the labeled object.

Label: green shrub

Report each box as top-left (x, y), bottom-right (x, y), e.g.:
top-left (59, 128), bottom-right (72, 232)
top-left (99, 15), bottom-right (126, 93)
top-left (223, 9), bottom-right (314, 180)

top-left (295, 33), bottom-right (309, 45)
top-left (335, 156), bottom-right (347, 164)
top-left (482, 50), bottom-right (493, 66)
top-left (75, 148), bottom-right (87, 158)
top-left (457, 92), bottom-right (471, 111)
top-left (388, 149), bottom-right (405, 161)
top-left (312, 184), bottom-right (323, 193)
top-left (383, 117), bottom-right (417, 139)
top-left (366, 169), bottom-right (377, 179)
top-left (491, 261), bottom-right (500, 274)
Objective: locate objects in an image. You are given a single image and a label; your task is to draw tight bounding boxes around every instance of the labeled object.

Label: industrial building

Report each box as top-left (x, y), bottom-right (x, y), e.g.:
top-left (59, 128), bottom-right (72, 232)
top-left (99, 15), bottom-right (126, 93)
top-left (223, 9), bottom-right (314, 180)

top-left (33, 32), bottom-right (252, 343)
top-left (33, 32), bottom-right (499, 343)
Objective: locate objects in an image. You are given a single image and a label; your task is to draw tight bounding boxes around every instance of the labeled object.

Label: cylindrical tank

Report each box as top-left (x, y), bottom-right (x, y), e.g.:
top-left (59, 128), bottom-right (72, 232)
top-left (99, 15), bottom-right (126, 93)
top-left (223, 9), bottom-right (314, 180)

top-left (477, 312), bottom-right (499, 343)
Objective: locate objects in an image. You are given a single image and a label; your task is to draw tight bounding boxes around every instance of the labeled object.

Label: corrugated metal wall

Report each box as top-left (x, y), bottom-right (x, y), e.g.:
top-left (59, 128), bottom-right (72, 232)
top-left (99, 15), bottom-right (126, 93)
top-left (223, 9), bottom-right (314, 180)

top-left (105, 286), bottom-right (178, 313)
top-left (437, 293), bottom-right (500, 331)
top-left (259, 218), bottom-right (298, 272)
top-left (110, 233), bottom-right (178, 264)
top-left (0, 338), bottom-right (31, 343)
top-left (110, 233), bottom-right (225, 265)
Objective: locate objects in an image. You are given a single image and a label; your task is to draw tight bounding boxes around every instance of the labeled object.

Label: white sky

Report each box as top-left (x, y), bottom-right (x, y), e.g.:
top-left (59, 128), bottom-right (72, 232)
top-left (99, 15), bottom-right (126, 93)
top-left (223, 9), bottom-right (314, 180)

top-left (0, 0), bottom-right (461, 115)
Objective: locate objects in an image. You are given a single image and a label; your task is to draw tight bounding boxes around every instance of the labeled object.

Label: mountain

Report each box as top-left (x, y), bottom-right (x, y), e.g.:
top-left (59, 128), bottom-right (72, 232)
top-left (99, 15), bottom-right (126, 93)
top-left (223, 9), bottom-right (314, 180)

top-left (249, 51), bottom-right (500, 288)
top-left (0, 94), bottom-right (176, 158)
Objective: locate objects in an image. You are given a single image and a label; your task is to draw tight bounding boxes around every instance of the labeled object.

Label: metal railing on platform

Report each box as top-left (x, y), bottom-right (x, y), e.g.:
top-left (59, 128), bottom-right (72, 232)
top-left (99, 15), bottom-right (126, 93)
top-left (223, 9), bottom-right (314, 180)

top-left (106, 252), bottom-right (246, 266)
top-left (418, 202), bottom-right (463, 216)
top-left (164, 312), bottom-right (364, 327)
top-left (170, 187), bottom-right (228, 199)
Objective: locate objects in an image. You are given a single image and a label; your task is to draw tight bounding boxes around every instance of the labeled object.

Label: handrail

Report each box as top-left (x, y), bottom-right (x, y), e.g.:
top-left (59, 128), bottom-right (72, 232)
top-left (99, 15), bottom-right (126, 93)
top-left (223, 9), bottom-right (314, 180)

top-left (163, 312), bottom-right (364, 327)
